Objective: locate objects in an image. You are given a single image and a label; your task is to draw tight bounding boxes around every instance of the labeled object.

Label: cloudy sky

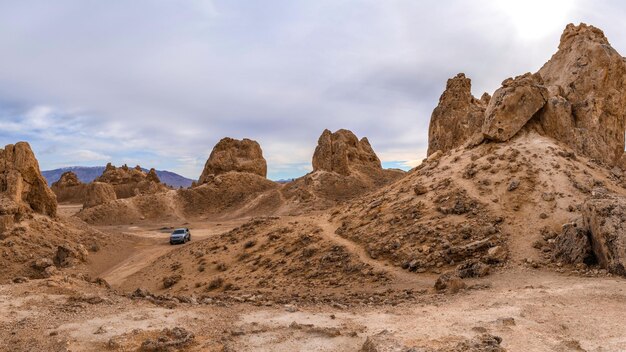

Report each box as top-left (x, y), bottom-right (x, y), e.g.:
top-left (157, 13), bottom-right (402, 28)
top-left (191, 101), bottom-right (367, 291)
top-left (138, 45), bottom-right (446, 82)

top-left (0, 1), bottom-right (624, 180)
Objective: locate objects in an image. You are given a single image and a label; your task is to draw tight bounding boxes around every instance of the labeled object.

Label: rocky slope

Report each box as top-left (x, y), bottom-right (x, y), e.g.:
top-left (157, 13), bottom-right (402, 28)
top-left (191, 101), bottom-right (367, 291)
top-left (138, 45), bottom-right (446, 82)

top-left (341, 23), bottom-right (626, 279)
top-left (120, 216), bottom-right (391, 298)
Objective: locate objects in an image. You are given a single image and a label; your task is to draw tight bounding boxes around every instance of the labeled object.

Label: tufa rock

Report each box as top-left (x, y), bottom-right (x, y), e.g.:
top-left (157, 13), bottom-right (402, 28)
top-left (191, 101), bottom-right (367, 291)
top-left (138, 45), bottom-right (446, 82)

top-left (427, 73), bottom-right (489, 156)
top-left (582, 195), bottom-right (626, 276)
top-left (482, 72), bottom-right (548, 142)
top-left (426, 23), bottom-right (626, 165)
top-left (51, 171), bottom-right (88, 203)
top-left (534, 23), bottom-right (626, 165)
top-left (552, 218), bottom-right (594, 265)
top-left (199, 137), bottom-right (267, 184)
top-left (94, 163), bottom-right (166, 198)
top-left (96, 163), bottom-right (161, 185)
top-left (146, 168), bottom-right (160, 183)
top-left (312, 129), bottom-right (381, 176)
top-left (51, 171), bottom-right (82, 188)
top-left (83, 182), bottom-right (117, 209)
top-left (0, 142), bottom-right (57, 217)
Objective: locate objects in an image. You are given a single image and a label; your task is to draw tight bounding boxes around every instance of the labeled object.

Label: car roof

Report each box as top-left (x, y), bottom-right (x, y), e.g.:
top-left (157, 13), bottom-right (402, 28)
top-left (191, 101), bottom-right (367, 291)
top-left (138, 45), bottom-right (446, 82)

top-left (173, 228), bottom-right (187, 231)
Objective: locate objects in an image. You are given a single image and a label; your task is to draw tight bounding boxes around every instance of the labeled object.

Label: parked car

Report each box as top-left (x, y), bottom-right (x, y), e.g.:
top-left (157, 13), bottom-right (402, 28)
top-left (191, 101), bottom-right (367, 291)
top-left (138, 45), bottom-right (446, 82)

top-left (169, 228), bottom-right (191, 245)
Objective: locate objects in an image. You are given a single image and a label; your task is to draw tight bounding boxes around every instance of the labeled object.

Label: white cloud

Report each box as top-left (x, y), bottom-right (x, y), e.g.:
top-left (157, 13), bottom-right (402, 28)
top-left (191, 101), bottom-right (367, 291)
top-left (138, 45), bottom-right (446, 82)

top-left (66, 149), bottom-right (111, 162)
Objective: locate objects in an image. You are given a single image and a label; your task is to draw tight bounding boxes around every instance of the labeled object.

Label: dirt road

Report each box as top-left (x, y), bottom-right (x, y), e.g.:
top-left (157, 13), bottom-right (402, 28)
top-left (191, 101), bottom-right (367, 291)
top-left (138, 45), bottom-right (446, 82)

top-left (88, 219), bottom-right (248, 288)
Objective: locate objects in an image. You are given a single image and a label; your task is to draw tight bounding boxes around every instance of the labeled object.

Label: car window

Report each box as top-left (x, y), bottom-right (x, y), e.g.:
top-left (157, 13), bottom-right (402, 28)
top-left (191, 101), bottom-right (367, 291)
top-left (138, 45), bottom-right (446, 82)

top-left (173, 229), bottom-right (185, 234)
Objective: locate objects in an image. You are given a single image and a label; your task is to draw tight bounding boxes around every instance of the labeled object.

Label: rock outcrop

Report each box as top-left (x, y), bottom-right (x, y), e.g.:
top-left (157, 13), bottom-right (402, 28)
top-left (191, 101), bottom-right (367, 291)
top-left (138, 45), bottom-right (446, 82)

top-left (96, 163), bottom-right (160, 185)
top-left (83, 182), bottom-right (117, 209)
top-left (427, 23), bottom-right (626, 166)
top-left (51, 171), bottom-right (89, 204)
top-left (94, 163), bottom-right (166, 198)
top-left (199, 138), bottom-right (267, 184)
top-left (582, 195), bottom-right (626, 276)
top-left (552, 218), bottom-right (594, 265)
top-left (482, 73), bottom-right (548, 142)
top-left (0, 142), bottom-right (57, 218)
top-left (52, 171), bottom-right (81, 188)
top-left (535, 23), bottom-right (626, 165)
top-left (427, 73), bottom-right (489, 156)
top-left (312, 129), bottom-right (381, 175)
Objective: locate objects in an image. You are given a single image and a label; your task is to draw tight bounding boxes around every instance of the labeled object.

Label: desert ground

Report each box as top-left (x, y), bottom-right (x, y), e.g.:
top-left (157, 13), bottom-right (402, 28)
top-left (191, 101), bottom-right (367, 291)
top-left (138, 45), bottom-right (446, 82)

top-left (1, 204), bottom-right (625, 351)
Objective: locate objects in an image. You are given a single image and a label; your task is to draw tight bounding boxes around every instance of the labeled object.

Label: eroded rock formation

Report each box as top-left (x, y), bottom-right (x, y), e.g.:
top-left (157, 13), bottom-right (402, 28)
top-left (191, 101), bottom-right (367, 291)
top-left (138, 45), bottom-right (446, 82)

top-left (427, 74), bottom-right (489, 156)
top-left (83, 182), bottom-right (117, 209)
top-left (199, 138), bottom-right (267, 184)
top-left (312, 129), bottom-right (381, 175)
top-left (52, 171), bottom-right (81, 188)
top-left (95, 163), bottom-right (166, 198)
top-left (51, 171), bottom-right (88, 204)
top-left (534, 23), bottom-right (626, 165)
top-left (427, 23), bottom-right (626, 166)
top-left (0, 142), bottom-right (57, 218)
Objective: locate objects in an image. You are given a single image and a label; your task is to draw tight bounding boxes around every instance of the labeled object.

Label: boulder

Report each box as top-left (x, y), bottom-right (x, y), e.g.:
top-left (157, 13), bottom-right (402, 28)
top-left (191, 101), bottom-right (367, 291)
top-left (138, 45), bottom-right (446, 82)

top-left (33, 257), bottom-right (54, 270)
top-left (360, 330), bottom-right (409, 352)
top-left (535, 23), bottom-right (626, 165)
top-left (485, 245), bottom-right (507, 263)
top-left (199, 138), bottom-right (267, 184)
top-left (0, 142), bottom-right (57, 217)
top-left (434, 272), bottom-right (466, 293)
top-left (582, 195), bottom-right (626, 276)
top-left (53, 244), bottom-right (88, 267)
top-left (312, 129), bottom-right (381, 176)
top-left (482, 72), bottom-right (548, 142)
top-left (552, 218), bottom-right (594, 265)
top-left (427, 73), bottom-right (489, 155)
top-left (83, 182), bottom-right (117, 209)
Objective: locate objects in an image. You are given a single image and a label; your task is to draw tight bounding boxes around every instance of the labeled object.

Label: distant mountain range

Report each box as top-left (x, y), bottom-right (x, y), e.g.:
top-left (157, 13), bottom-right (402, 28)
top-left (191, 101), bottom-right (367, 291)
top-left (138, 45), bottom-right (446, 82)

top-left (41, 166), bottom-right (195, 188)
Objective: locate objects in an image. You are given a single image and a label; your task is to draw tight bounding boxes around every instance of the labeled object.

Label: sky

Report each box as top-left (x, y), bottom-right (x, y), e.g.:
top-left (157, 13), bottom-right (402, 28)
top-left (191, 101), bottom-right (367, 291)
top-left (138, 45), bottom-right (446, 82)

top-left (1, 1), bottom-right (625, 180)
